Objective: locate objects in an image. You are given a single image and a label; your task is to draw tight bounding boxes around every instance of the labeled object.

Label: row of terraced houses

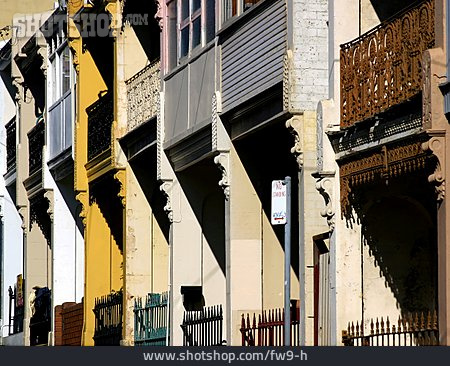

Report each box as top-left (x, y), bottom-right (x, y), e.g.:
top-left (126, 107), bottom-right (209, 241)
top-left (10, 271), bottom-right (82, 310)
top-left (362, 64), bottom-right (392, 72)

top-left (0, 0), bottom-right (449, 346)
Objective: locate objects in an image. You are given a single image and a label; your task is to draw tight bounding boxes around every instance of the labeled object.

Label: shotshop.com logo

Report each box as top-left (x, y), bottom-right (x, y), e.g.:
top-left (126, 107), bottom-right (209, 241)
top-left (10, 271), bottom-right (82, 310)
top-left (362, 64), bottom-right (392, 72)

top-left (11, 13), bottom-right (149, 39)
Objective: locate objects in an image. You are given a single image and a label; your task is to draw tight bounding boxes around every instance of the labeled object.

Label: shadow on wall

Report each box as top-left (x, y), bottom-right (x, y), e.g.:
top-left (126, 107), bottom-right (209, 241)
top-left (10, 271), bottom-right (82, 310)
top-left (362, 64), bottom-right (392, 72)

top-left (350, 171), bottom-right (438, 315)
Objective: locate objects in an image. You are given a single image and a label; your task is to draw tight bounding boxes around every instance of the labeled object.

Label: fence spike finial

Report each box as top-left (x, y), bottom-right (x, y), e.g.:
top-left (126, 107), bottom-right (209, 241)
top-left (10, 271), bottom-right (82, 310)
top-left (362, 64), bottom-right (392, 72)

top-left (420, 312), bottom-right (425, 330)
top-left (433, 310), bottom-right (438, 330)
top-left (386, 316), bottom-right (390, 333)
top-left (370, 318), bottom-right (374, 335)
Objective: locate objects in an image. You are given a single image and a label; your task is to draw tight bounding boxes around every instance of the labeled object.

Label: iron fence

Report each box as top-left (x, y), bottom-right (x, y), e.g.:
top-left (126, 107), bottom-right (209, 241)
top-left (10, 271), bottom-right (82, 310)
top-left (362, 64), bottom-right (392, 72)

top-left (134, 292), bottom-right (169, 346)
top-left (8, 285), bottom-right (24, 335)
top-left (342, 311), bottom-right (439, 346)
top-left (240, 307), bottom-right (300, 346)
top-left (181, 305), bottom-right (224, 346)
top-left (93, 290), bottom-right (123, 346)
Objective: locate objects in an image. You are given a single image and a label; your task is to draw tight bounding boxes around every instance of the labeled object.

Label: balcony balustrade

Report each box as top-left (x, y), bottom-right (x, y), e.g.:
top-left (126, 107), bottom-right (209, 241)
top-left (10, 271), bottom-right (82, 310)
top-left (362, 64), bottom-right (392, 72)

top-left (125, 60), bottom-right (160, 133)
top-left (87, 92), bottom-right (113, 162)
top-left (28, 121), bottom-right (45, 175)
top-left (340, 0), bottom-right (435, 128)
top-left (6, 118), bottom-right (16, 173)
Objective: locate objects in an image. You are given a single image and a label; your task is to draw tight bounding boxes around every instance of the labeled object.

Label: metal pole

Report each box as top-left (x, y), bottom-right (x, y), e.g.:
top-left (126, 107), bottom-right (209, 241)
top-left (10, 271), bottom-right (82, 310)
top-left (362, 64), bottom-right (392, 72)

top-left (284, 176), bottom-right (291, 345)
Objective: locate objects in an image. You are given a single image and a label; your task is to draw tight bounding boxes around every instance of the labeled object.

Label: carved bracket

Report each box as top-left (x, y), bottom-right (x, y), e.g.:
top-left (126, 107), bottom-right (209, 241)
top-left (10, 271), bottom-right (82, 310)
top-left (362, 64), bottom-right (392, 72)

top-left (283, 50), bottom-right (294, 112)
top-left (159, 180), bottom-right (174, 223)
top-left (285, 115), bottom-right (304, 168)
top-left (422, 132), bottom-right (446, 202)
top-left (44, 190), bottom-right (54, 223)
top-left (315, 175), bottom-right (335, 231)
top-left (76, 191), bottom-right (88, 228)
top-left (211, 92), bottom-right (223, 151)
top-left (154, 0), bottom-right (163, 30)
top-left (214, 152), bottom-right (230, 200)
top-left (114, 170), bottom-right (126, 207)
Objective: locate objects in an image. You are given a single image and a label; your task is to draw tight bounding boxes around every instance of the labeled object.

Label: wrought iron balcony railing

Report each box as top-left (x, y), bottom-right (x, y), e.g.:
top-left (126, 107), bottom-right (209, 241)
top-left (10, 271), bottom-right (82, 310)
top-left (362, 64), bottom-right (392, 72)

top-left (125, 60), bottom-right (160, 133)
top-left (6, 118), bottom-right (16, 173)
top-left (28, 121), bottom-right (45, 175)
top-left (87, 92), bottom-right (113, 162)
top-left (340, 0), bottom-right (435, 128)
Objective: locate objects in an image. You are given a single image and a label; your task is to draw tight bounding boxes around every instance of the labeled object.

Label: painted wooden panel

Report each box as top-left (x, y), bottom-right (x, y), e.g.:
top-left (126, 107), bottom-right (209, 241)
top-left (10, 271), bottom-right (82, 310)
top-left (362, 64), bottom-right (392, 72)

top-left (222, 0), bottom-right (287, 112)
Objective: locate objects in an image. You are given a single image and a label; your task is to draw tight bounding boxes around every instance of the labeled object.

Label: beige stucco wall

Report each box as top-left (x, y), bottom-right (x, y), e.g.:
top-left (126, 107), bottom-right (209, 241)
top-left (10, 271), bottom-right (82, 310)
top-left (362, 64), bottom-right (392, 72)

top-left (0, 0), bottom-right (54, 29)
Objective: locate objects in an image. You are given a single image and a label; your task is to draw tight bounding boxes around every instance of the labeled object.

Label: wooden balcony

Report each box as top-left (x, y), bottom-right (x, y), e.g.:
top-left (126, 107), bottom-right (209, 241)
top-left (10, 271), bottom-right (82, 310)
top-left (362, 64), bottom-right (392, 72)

top-left (87, 92), bottom-right (113, 162)
top-left (125, 60), bottom-right (160, 133)
top-left (340, 0), bottom-right (435, 129)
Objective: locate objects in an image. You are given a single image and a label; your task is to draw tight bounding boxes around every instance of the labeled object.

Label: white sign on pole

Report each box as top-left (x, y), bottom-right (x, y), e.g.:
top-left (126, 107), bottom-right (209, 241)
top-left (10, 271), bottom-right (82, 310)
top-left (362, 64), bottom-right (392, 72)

top-left (271, 180), bottom-right (287, 225)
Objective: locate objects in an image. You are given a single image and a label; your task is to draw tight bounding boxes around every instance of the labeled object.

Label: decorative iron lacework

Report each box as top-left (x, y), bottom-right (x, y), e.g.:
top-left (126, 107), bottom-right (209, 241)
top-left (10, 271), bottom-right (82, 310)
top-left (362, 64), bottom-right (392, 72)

top-left (340, 138), bottom-right (428, 217)
top-left (87, 92), bottom-right (113, 161)
top-left (340, 0), bottom-right (435, 128)
top-left (332, 111), bottom-right (422, 153)
top-left (126, 60), bottom-right (160, 133)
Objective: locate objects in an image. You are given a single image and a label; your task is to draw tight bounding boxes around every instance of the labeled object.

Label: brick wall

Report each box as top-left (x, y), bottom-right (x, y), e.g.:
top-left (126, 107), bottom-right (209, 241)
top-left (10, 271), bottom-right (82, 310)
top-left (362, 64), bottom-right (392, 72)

top-left (54, 301), bottom-right (83, 346)
top-left (292, 0), bottom-right (328, 110)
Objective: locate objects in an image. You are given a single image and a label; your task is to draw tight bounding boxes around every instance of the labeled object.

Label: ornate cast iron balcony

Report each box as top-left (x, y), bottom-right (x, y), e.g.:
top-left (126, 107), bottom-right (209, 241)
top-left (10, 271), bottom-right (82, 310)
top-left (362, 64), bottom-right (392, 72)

top-left (28, 121), bottom-right (45, 175)
top-left (340, 0), bottom-right (435, 128)
top-left (6, 118), bottom-right (16, 173)
top-left (87, 92), bottom-right (113, 162)
top-left (125, 60), bottom-right (160, 133)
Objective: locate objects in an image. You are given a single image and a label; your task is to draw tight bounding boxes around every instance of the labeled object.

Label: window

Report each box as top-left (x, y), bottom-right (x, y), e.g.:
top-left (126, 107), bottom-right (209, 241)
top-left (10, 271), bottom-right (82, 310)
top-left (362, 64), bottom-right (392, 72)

top-left (48, 26), bottom-right (74, 104)
top-left (166, 0), bottom-right (216, 69)
top-left (223, 0), bottom-right (261, 22)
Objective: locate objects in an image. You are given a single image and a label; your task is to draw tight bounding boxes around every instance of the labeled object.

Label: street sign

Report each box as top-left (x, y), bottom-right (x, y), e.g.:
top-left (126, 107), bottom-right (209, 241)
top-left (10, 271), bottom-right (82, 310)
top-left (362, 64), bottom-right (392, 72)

top-left (271, 180), bottom-right (287, 225)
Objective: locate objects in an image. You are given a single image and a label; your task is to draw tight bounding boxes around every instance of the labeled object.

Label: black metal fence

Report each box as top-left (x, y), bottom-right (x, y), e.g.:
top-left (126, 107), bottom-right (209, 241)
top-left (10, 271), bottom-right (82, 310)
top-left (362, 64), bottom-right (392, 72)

top-left (87, 92), bottom-right (113, 161)
top-left (134, 292), bottom-right (169, 346)
top-left (8, 285), bottom-right (24, 335)
top-left (93, 290), bottom-right (123, 346)
top-left (29, 287), bottom-right (51, 346)
top-left (181, 305), bottom-right (224, 346)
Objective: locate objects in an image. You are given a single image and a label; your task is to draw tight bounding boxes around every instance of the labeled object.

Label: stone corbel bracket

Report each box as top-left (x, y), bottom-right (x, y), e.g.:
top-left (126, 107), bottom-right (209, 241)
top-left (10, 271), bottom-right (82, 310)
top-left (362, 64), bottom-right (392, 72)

top-left (286, 115), bottom-right (304, 169)
top-left (422, 132), bottom-right (446, 202)
top-left (159, 179), bottom-right (174, 223)
top-left (75, 191), bottom-right (89, 228)
top-left (44, 190), bottom-right (54, 223)
top-left (214, 152), bottom-right (230, 201)
top-left (114, 170), bottom-right (126, 207)
top-left (315, 174), bottom-right (335, 232)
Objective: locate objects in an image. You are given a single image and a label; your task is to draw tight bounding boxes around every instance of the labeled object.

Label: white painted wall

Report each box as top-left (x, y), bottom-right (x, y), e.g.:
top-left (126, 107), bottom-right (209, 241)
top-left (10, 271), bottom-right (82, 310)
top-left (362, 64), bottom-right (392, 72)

top-left (0, 40), bottom-right (24, 338)
top-left (43, 38), bottom-right (84, 308)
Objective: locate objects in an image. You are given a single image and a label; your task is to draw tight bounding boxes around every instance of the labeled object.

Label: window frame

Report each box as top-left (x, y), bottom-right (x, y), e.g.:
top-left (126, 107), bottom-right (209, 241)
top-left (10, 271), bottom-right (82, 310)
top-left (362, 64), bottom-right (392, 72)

top-left (48, 26), bottom-right (74, 107)
top-left (178, 0), bottom-right (204, 60)
top-left (222, 0), bottom-right (261, 24)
